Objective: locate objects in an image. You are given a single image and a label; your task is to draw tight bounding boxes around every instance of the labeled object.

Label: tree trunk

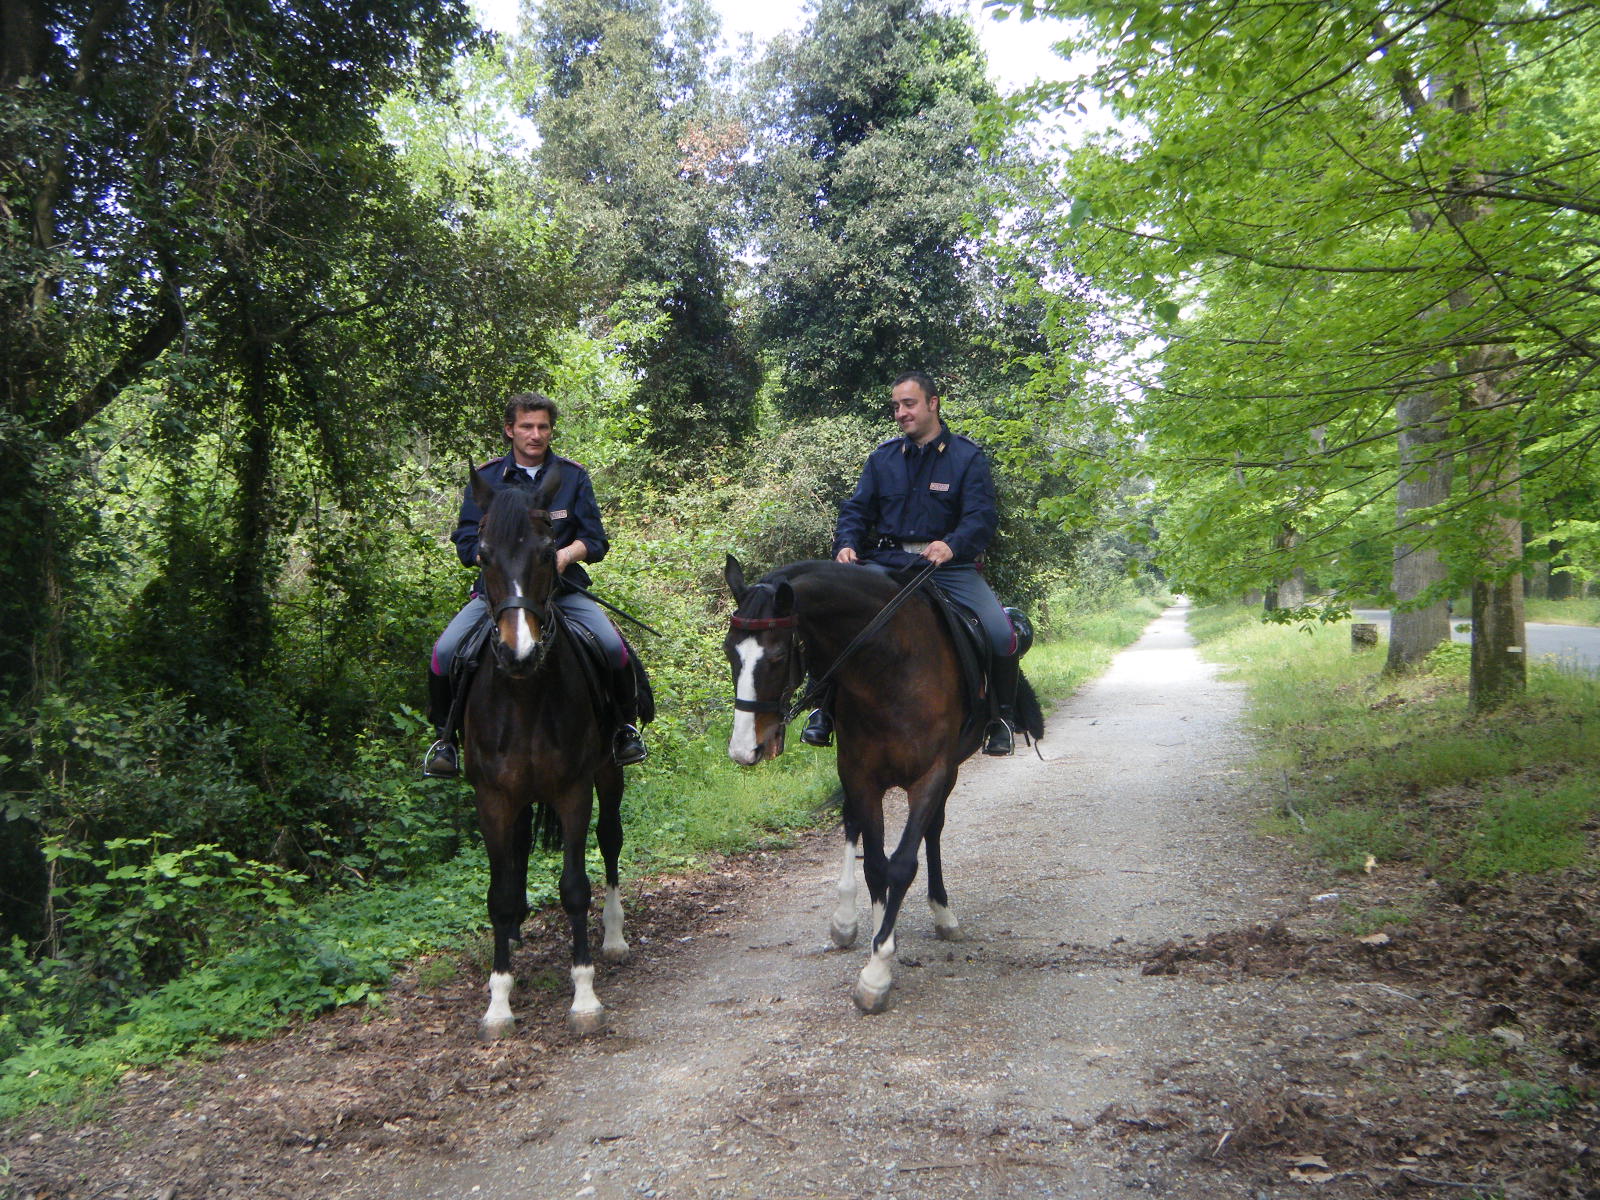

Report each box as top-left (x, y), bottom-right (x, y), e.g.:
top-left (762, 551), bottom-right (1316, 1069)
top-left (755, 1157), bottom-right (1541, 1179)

top-left (1264, 523), bottom-right (1304, 612)
top-left (1386, 375), bottom-right (1453, 672)
top-left (1463, 352), bottom-right (1525, 712)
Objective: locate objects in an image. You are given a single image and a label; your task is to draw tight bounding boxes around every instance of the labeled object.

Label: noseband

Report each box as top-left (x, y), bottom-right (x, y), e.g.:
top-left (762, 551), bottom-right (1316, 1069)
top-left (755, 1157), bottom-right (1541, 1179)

top-left (728, 610), bottom-right (801, 715)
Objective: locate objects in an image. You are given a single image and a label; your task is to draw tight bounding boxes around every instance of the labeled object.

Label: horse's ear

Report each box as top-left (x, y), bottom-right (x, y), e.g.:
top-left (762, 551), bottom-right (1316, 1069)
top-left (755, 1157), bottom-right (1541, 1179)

top-left (724, 554), bottom-right (747, 603)
top-left (536, 462), bottom-right (562, 508)
top-left (774, 581), bottom-right (795, 617)
top-left (469, 463), bottom-right (495, 514)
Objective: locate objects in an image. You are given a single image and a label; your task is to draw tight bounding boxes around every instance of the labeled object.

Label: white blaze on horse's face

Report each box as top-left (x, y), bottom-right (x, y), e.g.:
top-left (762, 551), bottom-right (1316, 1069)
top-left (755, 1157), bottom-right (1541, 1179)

top-left (509, 580), bottom-right (539, 661)
top-left (727, 635), bottom-right (767, 765)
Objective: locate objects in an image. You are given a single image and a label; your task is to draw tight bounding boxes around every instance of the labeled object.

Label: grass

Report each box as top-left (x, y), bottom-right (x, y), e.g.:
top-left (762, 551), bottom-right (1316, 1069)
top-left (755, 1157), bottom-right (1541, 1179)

top-left (1525, 596), bottom-right (1600, 626)
top-left (1, 592), bottom-right (1165, 1122)
top-left (1190, 603), bottom-right (1600, 878)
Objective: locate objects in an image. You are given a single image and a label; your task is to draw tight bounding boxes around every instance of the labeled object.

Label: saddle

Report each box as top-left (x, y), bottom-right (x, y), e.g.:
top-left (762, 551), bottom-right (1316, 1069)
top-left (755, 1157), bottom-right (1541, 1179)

top-left (918, 579), bottom-right (1033, 741)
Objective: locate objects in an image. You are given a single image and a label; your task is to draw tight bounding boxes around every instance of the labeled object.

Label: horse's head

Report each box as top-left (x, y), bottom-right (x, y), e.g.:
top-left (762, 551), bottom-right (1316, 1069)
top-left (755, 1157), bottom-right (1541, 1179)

top-left (723, 554), bottom-right (805, 766)
top-left (473, 464), bottom-right (563, 680)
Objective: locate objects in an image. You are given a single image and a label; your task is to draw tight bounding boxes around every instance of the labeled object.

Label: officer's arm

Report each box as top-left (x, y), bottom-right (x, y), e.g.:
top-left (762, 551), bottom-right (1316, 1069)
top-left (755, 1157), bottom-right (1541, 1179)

top-left (943, 451), bottom-right (998, 563)
top-left (450, 484), bottom-right (485, 568)
top-left (833, 461), bottom-right (877, 560)
top-left (568, 470), bottom-right (610, 564)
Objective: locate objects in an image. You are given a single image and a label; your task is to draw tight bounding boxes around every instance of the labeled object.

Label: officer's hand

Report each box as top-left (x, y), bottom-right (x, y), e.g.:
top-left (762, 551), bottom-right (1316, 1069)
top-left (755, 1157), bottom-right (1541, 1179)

top-left (835, 547), bottom-right (859, 564)
top-left (922, 541), bottom-right (954, 565)
top-left (555, 545), bottom-right (579, 574)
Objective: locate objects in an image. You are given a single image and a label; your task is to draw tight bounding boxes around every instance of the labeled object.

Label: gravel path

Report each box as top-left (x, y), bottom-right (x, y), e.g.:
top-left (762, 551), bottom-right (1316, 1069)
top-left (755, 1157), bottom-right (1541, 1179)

top-left (381, 600), bottom-right (1304, 1200)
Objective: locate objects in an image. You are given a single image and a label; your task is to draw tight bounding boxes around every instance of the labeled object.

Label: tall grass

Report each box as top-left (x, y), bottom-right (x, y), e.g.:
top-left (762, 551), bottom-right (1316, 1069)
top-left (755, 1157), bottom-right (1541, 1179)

top-left (1190, 604), bottom-right (1600, 877)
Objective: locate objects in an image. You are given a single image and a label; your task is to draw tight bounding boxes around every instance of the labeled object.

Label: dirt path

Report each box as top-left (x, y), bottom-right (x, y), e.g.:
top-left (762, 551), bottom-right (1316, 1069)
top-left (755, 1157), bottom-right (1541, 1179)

top-left (380, 600), bottom-right (1301, 1200)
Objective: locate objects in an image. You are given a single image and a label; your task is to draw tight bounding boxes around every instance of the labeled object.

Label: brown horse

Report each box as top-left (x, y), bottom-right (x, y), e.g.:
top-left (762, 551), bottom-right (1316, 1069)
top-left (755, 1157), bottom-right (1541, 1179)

top-left (721, 555), bottom-right (1042, 1012)
top-left (463, 466), bottom-right (630, 1036)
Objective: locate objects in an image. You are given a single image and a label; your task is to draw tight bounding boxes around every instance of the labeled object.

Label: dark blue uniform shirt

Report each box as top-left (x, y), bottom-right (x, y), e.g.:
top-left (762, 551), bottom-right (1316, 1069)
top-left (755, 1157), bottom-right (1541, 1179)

top-left (451, 452), bottom-right (608, 589)
top-left (833, 422), bottom-right (998, 570)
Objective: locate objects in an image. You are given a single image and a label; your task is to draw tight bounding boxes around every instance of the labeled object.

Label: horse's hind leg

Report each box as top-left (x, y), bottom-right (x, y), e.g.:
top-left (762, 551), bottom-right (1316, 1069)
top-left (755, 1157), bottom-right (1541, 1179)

top-left (557, 786), bottom-right (605, 1035)
top-left (478, 797), bottom-right (533, 1040)
top-left (830, 811), bottom-right (863, 949)
top-left (594, 762), bottom-right (629, 965)
top-left (923, 791), bottom-right (961, 940)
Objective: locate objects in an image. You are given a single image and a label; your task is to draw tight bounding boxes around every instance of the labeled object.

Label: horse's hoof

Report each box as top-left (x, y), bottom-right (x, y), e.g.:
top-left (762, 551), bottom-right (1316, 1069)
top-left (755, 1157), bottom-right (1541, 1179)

top-left (600, 942), bottom-right (630, 965)
top-left (567, 1006), bottom-right (606, 1037)
top-left (852, 976), bottom-right (892, 1014)
top-left (478, 1017), bottom-right (516, 1041)
top-left (933, 921), bottom-right (963, 942)
top-left (829, 918), bottom-right (858, 949)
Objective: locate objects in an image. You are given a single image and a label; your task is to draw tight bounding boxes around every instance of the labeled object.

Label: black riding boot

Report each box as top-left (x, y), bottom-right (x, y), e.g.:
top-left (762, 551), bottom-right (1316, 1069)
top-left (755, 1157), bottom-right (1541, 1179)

top-left (984, 653), bottom-right (1020, 756)
top-left (801, 681), bottom-right (834, 747)
top-left (422, 669), bottom-right (460, 778)
top-left (610, 663), bottom-right (648, 766)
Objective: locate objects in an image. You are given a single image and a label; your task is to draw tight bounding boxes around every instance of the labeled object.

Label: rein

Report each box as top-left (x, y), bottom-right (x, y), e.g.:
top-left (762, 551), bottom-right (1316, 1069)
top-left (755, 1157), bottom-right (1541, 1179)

top-left (732, 559), bottom-right (940, 725)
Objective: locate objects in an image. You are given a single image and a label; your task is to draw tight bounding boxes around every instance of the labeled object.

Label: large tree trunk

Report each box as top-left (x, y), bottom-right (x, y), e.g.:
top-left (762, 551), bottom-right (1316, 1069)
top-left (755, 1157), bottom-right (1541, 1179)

top-left (1463, 351), bottom-right (1525, 712)
top-left (1264, 523), bottom-right (1305, 612)
top-left (1386, 374), bottom-right (1453, 672)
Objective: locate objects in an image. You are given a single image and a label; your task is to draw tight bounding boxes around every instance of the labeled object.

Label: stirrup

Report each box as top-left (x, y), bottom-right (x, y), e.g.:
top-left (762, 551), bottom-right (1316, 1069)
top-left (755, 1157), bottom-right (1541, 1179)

top-left (613, 725), bottom-right (647, 766)
top-left (422, 737), bottom-right (459, 778)
top-left (801, 708), bottom-right (833, 747)
top-left (982, 719), bottom-right (1014, 757)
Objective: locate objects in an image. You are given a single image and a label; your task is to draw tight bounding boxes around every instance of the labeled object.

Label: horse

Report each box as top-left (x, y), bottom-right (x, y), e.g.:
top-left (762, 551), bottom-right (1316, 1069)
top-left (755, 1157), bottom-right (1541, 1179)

top-left (462, 465), bottom-right (631, 1037)
top-left (721, 555), bottom-right (1043, 1012)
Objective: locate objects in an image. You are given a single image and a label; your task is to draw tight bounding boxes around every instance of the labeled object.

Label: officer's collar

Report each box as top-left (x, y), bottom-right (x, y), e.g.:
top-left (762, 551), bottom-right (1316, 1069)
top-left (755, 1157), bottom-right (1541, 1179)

top-left (901, 422), bottom-right (951, 455)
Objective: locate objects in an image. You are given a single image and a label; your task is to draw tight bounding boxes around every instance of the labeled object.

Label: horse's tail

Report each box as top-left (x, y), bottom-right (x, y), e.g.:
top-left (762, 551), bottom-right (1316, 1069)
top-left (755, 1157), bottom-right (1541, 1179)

top-left (532, 801), bottom-right (564, 852)
top-left (632, 652), bottom-right (656, 725)
top-left (1015, 670), bottom-right (1045, 741)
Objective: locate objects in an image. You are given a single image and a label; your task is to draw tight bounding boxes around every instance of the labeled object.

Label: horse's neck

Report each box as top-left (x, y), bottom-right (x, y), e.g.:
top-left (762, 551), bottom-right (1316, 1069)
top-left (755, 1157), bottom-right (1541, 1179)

top-left (793, 572), bottom-right (912, 661)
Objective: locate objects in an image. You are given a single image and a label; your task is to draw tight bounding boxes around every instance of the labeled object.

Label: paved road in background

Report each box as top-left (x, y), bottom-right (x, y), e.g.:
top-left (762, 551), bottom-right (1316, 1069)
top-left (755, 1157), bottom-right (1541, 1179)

top-left (1353, 609), bottom-right (1600, 674)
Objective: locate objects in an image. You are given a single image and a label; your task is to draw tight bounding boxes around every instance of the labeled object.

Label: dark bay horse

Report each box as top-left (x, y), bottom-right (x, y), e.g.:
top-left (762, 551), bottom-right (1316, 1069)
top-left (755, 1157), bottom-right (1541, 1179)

top-left (463, 466), bottom-right (630, 1037)
top-left (721, 555), bottom-right (1042, 1012)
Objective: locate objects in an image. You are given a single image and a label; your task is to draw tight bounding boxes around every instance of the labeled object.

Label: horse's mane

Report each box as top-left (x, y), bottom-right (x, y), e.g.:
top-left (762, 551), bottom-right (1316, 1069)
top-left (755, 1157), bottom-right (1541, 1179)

top-left (765, 559), bottom-right (903, 604)
top-left (481, 484), bottom-right (548, 542)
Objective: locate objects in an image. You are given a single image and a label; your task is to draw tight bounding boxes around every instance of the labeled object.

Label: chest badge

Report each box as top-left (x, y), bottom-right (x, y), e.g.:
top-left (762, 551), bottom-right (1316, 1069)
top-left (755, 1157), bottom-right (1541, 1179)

top-left (928, 482), bottom-right (950, 492)
top-left (549, 508), bottom-right (569, 520)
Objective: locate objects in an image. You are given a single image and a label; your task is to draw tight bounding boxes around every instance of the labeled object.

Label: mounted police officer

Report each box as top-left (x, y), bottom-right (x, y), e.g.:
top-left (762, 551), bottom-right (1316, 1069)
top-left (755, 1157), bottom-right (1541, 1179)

top-left (808, 370), bottom-right (1024, 756)
top-left (422, 392), bottom-right (647, 777)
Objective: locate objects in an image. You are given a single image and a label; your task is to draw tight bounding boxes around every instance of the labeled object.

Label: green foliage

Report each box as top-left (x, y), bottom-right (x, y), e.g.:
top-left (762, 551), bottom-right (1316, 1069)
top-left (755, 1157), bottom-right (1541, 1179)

top-left (746, 0), bottom-right (1037, 417)
top-left (1458, 777), bottom-right (1599, 880)
top-left (995, 2), bottom-right (1600, 704)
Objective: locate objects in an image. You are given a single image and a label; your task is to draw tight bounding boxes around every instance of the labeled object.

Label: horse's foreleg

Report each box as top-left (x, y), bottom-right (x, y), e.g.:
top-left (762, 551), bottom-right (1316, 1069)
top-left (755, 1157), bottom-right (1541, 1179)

top-left (595, 764), bottom-right (629, 964)
top-left (478, 800), bottom-right (533, 1040)
top-left (558, 790), bottom-right (603, 1035)
top-left (854, 770), bottom-right (955, 1014)
top-left (923, 792), bottom-right (961, 941)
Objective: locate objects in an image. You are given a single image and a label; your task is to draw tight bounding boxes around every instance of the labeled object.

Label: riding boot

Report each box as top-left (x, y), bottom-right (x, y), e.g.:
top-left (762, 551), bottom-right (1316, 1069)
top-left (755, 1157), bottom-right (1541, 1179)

top-left (422, 669), bottom-right (460, 778)
top-left (609, 662), bottom-right (648, 766)
top-left (800, 681), bottom-right (834, 747)
top-left (984, 653), bottom-right (1020, 757)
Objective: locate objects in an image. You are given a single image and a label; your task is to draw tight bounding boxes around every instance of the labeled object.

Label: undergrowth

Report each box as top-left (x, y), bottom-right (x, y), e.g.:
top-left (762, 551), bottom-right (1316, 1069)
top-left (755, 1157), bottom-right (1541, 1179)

top-left (1190, 604), bottom-right (1600, 879)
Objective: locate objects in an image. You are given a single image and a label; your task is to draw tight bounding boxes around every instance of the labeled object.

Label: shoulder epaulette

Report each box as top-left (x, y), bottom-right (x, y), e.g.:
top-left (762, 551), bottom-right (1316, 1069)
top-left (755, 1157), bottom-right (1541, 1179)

top-left (476, 457), bottom-right (501, 472)
top-left (554, 453), bottom-right (588, 472)
top-left (876, 434), bottom-right (904, 450)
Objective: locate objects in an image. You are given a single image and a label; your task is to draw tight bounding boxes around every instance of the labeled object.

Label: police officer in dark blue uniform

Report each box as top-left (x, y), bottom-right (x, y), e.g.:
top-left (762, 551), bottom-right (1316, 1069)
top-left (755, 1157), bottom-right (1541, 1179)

top-left (423, 392), bottom-right (646, 777)
top-left (806, 370), bottom-right (1022, 756)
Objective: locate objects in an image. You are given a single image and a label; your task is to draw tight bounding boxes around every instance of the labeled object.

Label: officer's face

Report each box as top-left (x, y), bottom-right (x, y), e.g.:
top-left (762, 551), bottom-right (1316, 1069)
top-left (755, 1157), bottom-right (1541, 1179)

top-left (891, 380), bottom-right (940, 444)
top-left (505, 409), bottom-right (554, 465)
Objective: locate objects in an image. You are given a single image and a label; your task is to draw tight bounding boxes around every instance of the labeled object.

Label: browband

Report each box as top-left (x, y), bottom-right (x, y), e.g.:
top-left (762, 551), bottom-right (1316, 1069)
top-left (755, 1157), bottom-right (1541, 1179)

top-left (729, 614), bottom-right (798, 631)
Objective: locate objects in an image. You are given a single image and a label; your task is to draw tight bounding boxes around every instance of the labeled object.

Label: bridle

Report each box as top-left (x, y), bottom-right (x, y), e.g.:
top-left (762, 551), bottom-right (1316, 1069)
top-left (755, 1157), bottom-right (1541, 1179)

top-left (484, 509), bottom-right (560, 669)
top-left (728, 608), bottom-right (803, 717)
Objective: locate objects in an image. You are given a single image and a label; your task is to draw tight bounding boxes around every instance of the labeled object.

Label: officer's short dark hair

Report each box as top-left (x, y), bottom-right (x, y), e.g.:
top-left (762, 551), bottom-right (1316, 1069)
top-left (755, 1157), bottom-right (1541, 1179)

top-left (503, 392), bottom-right (559, 427)
top-left (892, 371), bottom-right (939, 401)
